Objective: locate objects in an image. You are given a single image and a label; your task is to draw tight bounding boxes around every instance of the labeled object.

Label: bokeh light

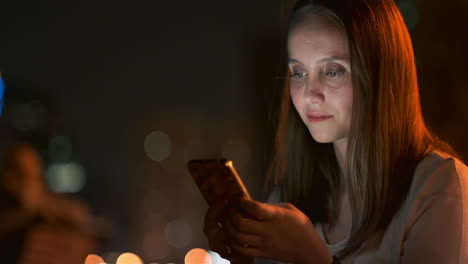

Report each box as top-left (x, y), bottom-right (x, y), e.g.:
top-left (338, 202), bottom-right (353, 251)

top-left (221, 138), bottom-right (251, 169)
top-left (144, 131), bottom-right (172, 161)
top-left (183, 138), bottom-right (210, 163)
top-left (45, 162), bottom-right (86, 193)
top-left (0, 74), bottom-right (5, 116)
top-left (143, 212), bottom-right (167, 234)
top-left (84, 254), bottom-right (105, 264)
top-left (116, 252), bottom-right (143, 264)
top-left (143, 190), bottom-right (170, 216)
top-left (185, 248), bottom-right (212, 264)
top-left (398, 0), bottom-right (419, 30)
top-left (48, 135), bottom-right (73, 162)
top-left (208, 251), bottom-right (230, 264)
top-left (165, 219), bottom-right (193, 249)
top-left (142, 231), bottom-right (170, 260)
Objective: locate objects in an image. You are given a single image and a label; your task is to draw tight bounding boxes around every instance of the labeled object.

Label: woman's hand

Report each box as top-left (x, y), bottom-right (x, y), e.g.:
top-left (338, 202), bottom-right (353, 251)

top-left (223, 199), bottom-right (333, 264)
top-left (203, 199), bottom-right (254, 264)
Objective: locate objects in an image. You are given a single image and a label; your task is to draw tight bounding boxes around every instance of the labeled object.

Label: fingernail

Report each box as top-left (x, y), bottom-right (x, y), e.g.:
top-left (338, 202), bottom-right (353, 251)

top-left (217, 222), bottom-right (223, 229)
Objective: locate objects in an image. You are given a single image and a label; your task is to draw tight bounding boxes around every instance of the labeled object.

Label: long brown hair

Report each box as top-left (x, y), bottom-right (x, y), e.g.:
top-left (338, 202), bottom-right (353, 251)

top-left (266, 0), bottom-right (458, 259)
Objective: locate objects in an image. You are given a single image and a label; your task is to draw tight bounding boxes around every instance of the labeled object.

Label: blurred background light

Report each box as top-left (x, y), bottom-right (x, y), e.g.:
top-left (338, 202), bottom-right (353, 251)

top-left (48, 135), bottom-right (73, 163)
top-left (45, 162), bottom-right (86, 193)
top-left (143, 190), bottom-right (170, 216)
top-left (221, 138), bottom-right (251, 169)
top-left (165, 219), bottom-right (192, 249)
top-left (142, 231), bottom-right (170, 260)
top-left (116, 252), bottom-right (143, 264)
top-left (84, 254), bottom-right (105, 264)
top-left (208, 251), bottom-right (230, 264)
top-left (144, 131), bottom-right (172, 161)
top-left (185, 248), bottom-right (212, 264)
top-left (183, 138), bottom-right (211, 163)
top-left (0, 74), bottom-right (4, 116)
top-left (398, 0), bottom-right (419, 30)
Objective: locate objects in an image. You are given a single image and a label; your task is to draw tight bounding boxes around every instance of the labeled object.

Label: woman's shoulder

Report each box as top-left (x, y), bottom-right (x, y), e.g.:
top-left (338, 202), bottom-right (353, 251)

top-left (384, 151), bottom-right (468, 263)
top-left (409, 150), bottom-right (468, 201)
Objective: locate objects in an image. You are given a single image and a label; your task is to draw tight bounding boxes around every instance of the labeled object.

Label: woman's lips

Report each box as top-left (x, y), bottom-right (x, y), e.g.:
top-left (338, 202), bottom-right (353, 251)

top-left (306, 113), bottom-right (332, 122)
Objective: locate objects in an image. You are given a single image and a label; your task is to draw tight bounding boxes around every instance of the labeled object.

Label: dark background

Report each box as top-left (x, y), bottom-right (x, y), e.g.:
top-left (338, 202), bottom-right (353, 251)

top-left (0, 0), bottom-right (466, 263)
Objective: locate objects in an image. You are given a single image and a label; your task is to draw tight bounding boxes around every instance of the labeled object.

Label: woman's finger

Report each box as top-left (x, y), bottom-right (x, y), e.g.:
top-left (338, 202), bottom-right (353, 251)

top-left (228, 208), bottom-right (265, 236)
top-left (224, 212), bottom-right (264, 248)
top-left (230, 241), bottom-right (265, 259)
top-left (203, 200), bottom-right (227, 236)
top-left (239, 199), bottom-right (276, 221)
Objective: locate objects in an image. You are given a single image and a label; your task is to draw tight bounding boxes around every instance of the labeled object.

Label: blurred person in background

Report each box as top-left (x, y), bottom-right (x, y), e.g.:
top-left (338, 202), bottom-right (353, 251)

top-left (0, 143), bottom-right (92, 235)
top-left (0, 143), bottom-right (96, 263)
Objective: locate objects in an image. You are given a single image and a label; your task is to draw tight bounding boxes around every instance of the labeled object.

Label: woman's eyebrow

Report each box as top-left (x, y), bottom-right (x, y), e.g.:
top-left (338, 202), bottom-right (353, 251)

top-left (319, 56), bottom-right (349, 63)
top-left (288, 56), bottom-right (350, 64)
top-left (288, 58), bottom-right (302, 64)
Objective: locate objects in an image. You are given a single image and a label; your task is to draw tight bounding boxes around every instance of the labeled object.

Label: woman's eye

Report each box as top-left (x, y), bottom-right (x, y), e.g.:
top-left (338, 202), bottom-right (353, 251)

top-left (292, 72), bottom-right (307, 78)
top-left (324, 68), bottom-right (345, 79)
top-left (326, 71), bottom-right (339, 77)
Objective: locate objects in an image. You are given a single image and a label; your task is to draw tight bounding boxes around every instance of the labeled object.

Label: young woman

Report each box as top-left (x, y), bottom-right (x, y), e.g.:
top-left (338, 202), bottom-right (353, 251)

top-left (204, 0), bottom-right (468, 263)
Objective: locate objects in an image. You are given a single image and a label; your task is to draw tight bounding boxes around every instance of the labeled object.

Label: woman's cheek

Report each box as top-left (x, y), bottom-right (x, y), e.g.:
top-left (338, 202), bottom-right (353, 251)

top-left (290, 89), bottom-right (305, 120)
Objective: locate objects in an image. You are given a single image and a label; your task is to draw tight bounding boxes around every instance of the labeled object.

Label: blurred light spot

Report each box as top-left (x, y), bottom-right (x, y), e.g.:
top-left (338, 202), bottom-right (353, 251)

top-left (143, 231), bottom-right (170, 260)
top-left (143, 190), bottom-right (170, 216)
top-left (221, 138), bottom-right (251, 169)
top-left (143, 213), bottom-right (167, 235)
top-left (185, 248), bottom-right (212, 264)
top-left (183, 138), bottom-right (209, 163)
top-left (101, 251), bottom-right (121, 264)
top-left (116, 252), bottom-right (143, 264)
top-left (398, 0), bottom-right (419, 30)
top-left (84, 254), bottom-right (105, 264)
top-left (144, 131), bottom-right (172, 161)
top-left (11, 102), bottom-right (47, 132)
top-left (48, 136), bottom-right (73, 163)
top-left (208, 251), bottom-right (230, 264)
top-left (0, 74), bottom-right (5, 116)
top-left (45, 162), bottom-right (86, 193)
top-left (165, 219), bottom-right (192, 248)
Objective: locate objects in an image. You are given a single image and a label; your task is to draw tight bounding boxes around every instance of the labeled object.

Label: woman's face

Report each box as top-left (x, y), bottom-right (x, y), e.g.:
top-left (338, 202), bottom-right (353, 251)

top-left (288, 14), bottom-right (353, 146)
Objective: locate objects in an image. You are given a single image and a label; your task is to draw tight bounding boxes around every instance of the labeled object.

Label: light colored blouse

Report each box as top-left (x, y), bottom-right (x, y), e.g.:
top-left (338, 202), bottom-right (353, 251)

top-left (256, 151), bottom-right (468, 263)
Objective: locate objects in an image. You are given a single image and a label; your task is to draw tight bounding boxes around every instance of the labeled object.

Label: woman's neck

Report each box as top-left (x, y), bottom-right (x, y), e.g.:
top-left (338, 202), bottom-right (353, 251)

top-left (333, 138), bottom-right (348, 177)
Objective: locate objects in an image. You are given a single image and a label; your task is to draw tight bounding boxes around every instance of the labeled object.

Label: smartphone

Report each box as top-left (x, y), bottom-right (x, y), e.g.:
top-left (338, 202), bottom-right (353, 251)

top-left (186, 158), bottom-right (251, 206)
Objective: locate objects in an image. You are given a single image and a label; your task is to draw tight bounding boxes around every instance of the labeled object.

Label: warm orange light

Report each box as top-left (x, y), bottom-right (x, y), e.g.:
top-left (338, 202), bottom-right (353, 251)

top-left (116, 253), bottom-right (143, 264)
top-left (84, 254), bottom-right (105, 264)
top-left (185, 248), bottom-right (212, 264)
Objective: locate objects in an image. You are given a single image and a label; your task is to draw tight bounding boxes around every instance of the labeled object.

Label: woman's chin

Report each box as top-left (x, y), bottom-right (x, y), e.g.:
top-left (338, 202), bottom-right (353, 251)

top-left (310, 133), bottom-right (334, 144)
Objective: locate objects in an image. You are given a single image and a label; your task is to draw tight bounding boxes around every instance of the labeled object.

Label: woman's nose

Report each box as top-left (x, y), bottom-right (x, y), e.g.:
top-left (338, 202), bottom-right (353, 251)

top-left (303, 79), bottom-right (325, 105)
